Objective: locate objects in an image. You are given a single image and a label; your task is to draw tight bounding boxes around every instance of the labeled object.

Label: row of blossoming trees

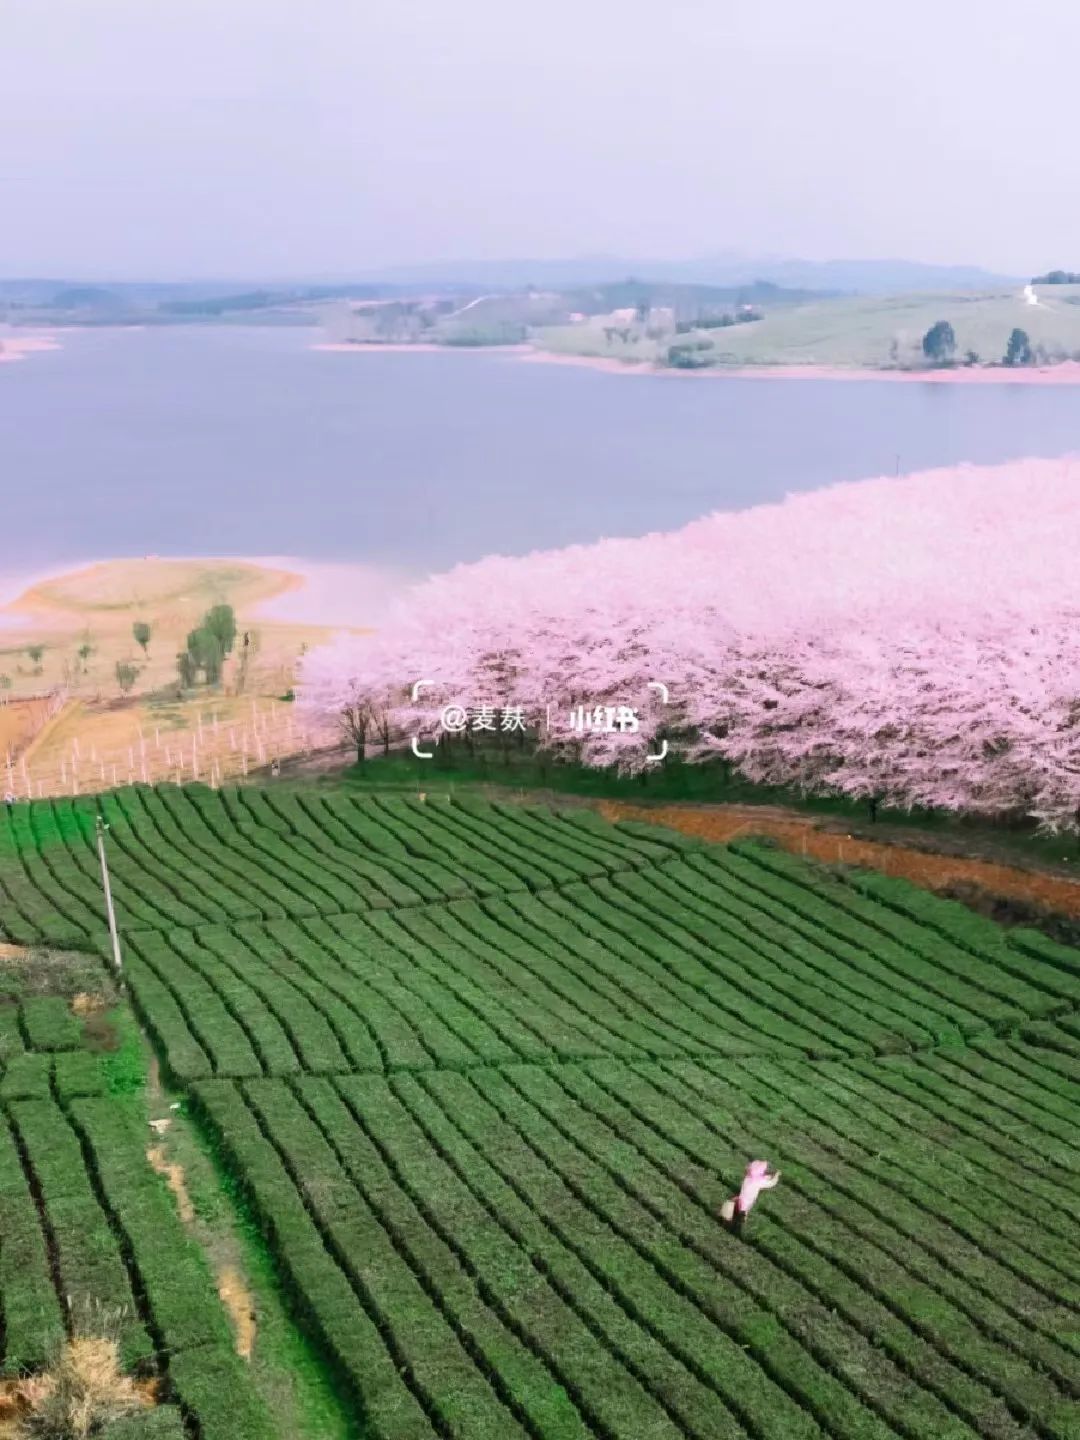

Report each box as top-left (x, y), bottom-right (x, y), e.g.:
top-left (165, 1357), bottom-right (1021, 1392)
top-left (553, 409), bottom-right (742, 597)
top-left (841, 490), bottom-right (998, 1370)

top-left (298, 459), bottom-right (1080, 833)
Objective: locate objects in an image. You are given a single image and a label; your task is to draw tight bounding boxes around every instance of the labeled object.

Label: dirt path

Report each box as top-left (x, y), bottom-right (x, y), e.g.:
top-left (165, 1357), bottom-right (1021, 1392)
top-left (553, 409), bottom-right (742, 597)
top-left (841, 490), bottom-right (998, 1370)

top-left (144, 1056), bottom-right (257, 1360)
top-left (18, 697), bottom-right (79, 769)
top-left (147, 1144), bottom-right (195, 1223)
top-left (217, 1267), bottom-right (256, 1360)
top-left (597, 800), bottom-right (1080, 918)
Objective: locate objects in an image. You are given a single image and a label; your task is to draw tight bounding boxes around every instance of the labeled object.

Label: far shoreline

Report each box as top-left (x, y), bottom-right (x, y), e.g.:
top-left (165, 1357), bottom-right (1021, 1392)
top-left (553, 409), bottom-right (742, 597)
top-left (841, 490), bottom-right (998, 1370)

top-left (0, 331), bottom-right (63, 365)
top-left (311, 341), bottom-right (530, 355)
top-left (310, 338), bottom-right (1080, 384)
top-left (0, 554), bottom-right (411, 635)
top-left (20, 327), bottom-right (1080, 384)
top-left (516, 349), bottom-right (1080, 384)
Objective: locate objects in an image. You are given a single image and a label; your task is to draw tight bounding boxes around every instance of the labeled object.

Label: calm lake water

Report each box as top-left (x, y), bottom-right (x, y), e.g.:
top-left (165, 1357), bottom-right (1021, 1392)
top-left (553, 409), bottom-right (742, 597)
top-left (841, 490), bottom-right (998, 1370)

top-left (3, 324), bottom-right (1080, 577)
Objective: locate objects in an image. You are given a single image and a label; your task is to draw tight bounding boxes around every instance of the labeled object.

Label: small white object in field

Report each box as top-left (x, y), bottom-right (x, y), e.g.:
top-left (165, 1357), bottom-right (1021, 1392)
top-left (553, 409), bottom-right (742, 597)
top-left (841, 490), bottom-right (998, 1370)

top-left (148, 1117), bottom-right (172, 1134)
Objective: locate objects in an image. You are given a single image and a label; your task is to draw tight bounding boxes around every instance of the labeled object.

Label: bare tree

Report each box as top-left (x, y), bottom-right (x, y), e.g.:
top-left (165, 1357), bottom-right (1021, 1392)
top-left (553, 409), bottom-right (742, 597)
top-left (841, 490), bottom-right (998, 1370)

top-left (339, 696), bottom-right (373, 764)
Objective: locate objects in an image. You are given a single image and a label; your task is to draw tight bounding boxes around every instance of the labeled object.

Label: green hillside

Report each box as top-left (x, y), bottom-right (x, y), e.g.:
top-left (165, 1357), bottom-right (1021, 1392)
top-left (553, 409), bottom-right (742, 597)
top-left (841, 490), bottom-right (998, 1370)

top-left (536, 284), bottom-right (1080, 369)
top-left (696, 286), bottom-right (1080, 367)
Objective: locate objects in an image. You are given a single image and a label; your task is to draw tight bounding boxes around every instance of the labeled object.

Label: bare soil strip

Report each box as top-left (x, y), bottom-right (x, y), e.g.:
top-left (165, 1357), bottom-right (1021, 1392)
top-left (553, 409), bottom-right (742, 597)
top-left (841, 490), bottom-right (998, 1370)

top-left (144, 1056), bottom-right (258, 1360)
top-left (146, 1144), bottom-right (195, 1224)
top-left (597, 800), bottom-right (1080, 917)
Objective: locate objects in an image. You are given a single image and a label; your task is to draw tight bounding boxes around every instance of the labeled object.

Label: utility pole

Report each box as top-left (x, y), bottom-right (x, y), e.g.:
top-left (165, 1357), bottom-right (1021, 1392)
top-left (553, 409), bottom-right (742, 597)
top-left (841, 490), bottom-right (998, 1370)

top-left (95, 814), bottom-right (123, 974)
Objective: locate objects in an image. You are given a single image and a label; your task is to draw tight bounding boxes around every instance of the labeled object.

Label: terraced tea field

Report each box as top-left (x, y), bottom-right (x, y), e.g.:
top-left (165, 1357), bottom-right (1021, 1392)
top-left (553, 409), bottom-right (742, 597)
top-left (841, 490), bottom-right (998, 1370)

top-left (0, 982), bottom-right (273, 1437)
top-left (2, 785), bottom-right (1080, 1440)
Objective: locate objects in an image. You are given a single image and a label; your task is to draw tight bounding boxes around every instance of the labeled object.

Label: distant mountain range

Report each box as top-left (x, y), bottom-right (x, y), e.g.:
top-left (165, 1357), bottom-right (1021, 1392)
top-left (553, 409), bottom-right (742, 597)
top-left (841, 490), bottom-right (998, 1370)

top-left (0, 274), bottom-right (828, 329)
top-left (358, 254), bottom-right (1021, 295)
top-left (0, 256), bottom-right (1022, 309)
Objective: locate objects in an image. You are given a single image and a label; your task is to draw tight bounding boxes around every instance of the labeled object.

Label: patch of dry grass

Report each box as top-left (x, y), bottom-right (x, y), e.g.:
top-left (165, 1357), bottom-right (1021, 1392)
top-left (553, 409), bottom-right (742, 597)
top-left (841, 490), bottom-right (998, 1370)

top-left (18, 1337), bottom-right (145, 1437)
top-left (1, 1303), bottom-right (160, 1438)
top-left (0, 947), bottom-right (115, 1006)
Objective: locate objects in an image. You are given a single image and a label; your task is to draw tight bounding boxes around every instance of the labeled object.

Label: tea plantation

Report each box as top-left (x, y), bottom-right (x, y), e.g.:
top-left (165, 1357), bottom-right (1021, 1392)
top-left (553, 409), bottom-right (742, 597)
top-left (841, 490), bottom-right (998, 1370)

top-left (2, 785), bottom-right (1079, 1439)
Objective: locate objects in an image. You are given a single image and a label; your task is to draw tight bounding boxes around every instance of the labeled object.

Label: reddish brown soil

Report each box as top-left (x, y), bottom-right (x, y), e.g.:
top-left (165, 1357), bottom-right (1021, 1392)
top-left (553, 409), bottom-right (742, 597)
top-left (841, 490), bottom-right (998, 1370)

top-left (598, 801), bottom-right (1080, 918)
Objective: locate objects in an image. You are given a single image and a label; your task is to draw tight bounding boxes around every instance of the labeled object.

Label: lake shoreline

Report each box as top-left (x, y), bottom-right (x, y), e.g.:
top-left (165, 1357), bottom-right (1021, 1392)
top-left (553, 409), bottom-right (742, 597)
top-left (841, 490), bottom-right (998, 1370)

top-left (311, 341), bottom-right (531, 355)
top-left (518, 349), bottom-right (1080, 384)
top-left (0, 555), bottom-right (407, 636)
top-left (311, 341), bottom-right (1080, 384)
top-left (0, 331), bottom-right (63, 364)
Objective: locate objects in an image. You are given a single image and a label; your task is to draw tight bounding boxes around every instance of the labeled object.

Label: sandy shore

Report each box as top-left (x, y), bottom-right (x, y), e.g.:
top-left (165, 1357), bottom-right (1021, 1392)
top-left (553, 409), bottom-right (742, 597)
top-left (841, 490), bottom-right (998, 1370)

top-left (0, 558), bottom-right (106, 630)
top-left (518, 350), bottom-right (656, 376)
top-left (0, 560), bottom-right (98, 612)
top-left (0, 556), bottom-right (296, 628)
top-left (518, 349), bottom-right (1080, 384)
top-left (312, 341), bottom-right (530, 355)
top-left (313, 341), bottom-right (449, 354)
top-left (243, 556), bottom-right (415, 626)
top-left (0, 332), bottom-right (63, 365)
top-left (0, 554), bottom-right (413, 636)
top-left (710, 360), bottom-right (1080, 384)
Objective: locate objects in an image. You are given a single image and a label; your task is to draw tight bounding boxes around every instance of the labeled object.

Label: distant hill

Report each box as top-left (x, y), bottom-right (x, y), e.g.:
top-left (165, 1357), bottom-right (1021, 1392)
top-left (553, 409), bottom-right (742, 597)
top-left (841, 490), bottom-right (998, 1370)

top-left (0, 278), bottom-right (434, 326)
top-left (0, 273), bottom-right (824, 341)
top-left (560, 278), bottom-right (828, 314)
top-left (0, 257), bottom-right (1020, 328)
top-left (536, 283), bottom-right (1080, 371)
top-left (682, 286), bottom-right (1080, 368)
top-left (363, 254), bottom-right (1019, 295)
top-left (324, 278), bottom-right (824, 347)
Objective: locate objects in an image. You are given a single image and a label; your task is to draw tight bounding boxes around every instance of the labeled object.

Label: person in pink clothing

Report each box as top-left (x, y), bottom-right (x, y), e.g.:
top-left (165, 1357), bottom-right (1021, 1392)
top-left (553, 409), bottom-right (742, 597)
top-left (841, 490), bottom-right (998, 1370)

top-left (720, 1159), bottom-right (781, 1235)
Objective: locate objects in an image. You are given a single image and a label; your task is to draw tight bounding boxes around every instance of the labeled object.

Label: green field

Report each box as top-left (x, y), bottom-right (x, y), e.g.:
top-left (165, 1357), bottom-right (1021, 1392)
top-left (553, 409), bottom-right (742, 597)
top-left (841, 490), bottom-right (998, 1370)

top-left (2, 786), bottom-right (1080, 1439)
top-left (536, 285), bottom-right (1080, 369)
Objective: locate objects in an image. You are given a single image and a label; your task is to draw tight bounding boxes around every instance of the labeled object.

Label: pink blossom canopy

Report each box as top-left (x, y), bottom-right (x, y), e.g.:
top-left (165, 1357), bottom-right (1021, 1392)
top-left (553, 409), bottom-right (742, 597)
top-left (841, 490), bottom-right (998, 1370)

top-left (299, 458), bottom-right (1080, 831)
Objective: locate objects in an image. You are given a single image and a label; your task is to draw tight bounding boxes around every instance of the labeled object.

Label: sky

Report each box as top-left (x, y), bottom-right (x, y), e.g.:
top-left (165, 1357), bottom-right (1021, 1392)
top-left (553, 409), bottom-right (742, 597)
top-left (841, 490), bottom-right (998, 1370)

top-left (1, 0), bottom-right (1076, 279)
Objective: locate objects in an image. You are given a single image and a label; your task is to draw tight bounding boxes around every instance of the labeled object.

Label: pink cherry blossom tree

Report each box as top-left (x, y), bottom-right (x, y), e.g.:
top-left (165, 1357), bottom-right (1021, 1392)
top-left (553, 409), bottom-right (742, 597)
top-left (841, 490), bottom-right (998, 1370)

top-left (298, 458), bottom-right (1080, 831)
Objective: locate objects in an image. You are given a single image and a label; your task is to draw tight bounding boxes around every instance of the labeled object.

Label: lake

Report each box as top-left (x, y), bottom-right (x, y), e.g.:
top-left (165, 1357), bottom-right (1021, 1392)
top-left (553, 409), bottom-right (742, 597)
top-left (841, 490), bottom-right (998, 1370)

top-left (3, 324), bottom-right (1080, 579)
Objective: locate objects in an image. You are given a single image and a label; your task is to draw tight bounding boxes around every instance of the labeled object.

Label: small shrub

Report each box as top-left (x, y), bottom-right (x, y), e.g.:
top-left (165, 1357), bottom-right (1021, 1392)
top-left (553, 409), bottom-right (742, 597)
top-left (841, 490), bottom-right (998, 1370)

top-left (114, 663), bottom-right (140, 695)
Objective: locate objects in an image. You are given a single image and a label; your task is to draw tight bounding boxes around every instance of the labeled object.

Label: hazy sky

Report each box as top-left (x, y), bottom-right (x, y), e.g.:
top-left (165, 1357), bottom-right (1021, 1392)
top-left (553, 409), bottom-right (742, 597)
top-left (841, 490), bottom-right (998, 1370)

top-left (2, 0), bottom-right (1075, 278)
